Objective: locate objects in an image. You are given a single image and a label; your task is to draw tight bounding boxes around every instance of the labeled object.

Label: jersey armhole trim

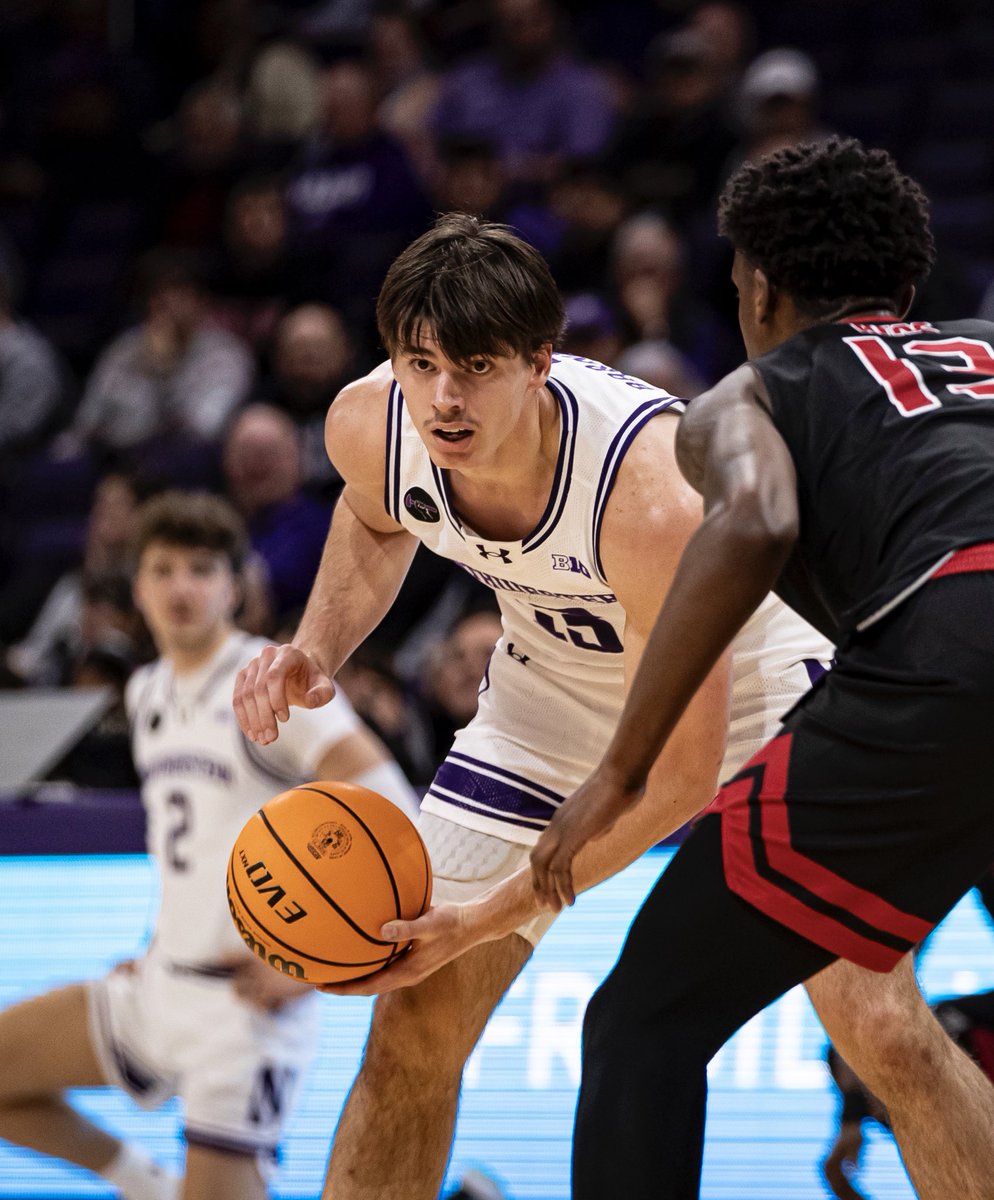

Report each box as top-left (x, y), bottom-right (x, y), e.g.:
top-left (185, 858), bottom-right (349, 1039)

top-left (383, 380), bottom-right (403, 521)
top-left (591, 396), bottom-right (683, 583)
top-left (523, 379), bottom-right (580, 553)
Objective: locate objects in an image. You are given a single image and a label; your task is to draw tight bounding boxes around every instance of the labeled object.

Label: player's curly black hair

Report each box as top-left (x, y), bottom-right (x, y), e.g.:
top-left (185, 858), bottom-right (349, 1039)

top-left (718, 137), bottom-right (935, 317)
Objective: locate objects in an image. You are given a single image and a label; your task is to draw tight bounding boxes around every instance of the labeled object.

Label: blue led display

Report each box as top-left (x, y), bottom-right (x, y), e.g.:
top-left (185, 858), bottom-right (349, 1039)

top-left (0, 853), bottom-right (990, 1199)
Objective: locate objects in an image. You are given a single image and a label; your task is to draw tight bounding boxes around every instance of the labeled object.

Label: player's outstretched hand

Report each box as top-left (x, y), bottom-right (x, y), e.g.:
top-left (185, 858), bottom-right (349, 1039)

top-left (233, 643), bottom-right (334, 745)
top-left (317, 904), bottom-right (477, 996)
top-left (530, 765), bottom-right (643, 912)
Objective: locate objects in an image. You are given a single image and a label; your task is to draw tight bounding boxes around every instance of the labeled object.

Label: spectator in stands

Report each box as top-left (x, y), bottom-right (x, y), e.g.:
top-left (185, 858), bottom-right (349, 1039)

top-left (372, 6), bottom-right (441, 182)
top-left (688, 2), bottom-right (754, 93)
top-left (420, 608), bottom-right (503, 767)
top-left (285, 57), bottom-right (432, 341)
top-left (222, 403), bottom-right (332, 627)
top-left (208, 176), bottom-right (292, 352)
top-left (545, 160), bottom-right (628, 293)
top-left (153, 79), bottom-right (246, 250)
top-left (734, 47), bottom-right (829, 164)
top-left (57, 639), bottom-right (141, 789)
top-left (243, 40), bottom-right (320, 170)
top-left (610, 212), bottom-right (736, 385)
top-left (433, 0), bottom-right (617, 188)
top-left (0, 255), bottom-right (69, 469)
top-left (336, 646), bottom-right (436, 787)
top-left (560, 292), bottom-right (624, 368)
top-left (432, 135), bottom-right (508, 221)
top-left (5, 472), bottom-right (142, 687)
top-left (253, 303), bottom-right (355, 490)
top-left (605, 27), bottom-right (738, 224)
top-left (69, 249), bottom-right (254, 453)
top-left (615, 339), bottom-right (705, 398)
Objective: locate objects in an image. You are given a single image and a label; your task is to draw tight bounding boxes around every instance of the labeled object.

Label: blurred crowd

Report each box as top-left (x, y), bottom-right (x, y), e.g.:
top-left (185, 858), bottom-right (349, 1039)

top-left (1, 0), bottom-right (992, 789)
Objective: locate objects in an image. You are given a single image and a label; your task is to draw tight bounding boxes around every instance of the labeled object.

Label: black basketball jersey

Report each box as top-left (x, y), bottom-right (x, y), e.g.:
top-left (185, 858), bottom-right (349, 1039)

top-left (754, 315), bottom-right (994, 641)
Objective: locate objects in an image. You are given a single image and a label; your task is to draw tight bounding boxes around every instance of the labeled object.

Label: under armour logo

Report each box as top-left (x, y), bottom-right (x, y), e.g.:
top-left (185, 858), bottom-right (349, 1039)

top-left (476, 544), bottom-right (512, 563)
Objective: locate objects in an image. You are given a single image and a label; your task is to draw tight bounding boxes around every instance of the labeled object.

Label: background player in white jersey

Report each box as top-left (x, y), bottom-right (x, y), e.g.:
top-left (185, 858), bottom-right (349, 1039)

top-left (234, 215), bottom-right (959, 1200)
top-left (0, 491), bottom-right (417, 1200)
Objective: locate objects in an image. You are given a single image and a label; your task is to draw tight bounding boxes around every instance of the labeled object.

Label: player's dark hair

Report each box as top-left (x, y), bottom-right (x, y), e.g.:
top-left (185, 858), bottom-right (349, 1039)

top-left (718, 137), bottom-right (935, 317)
top-left (132, 491), bottom-right (247, 573)
top-left (376, 213), bottom-right (566, 363)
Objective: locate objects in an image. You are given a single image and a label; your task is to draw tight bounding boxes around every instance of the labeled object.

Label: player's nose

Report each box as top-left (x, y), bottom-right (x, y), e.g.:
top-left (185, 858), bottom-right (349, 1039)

top-left (433, 371), bottom-right (465, 413)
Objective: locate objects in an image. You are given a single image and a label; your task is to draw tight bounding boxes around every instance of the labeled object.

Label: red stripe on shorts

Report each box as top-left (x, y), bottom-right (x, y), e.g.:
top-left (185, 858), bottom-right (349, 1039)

top-left (718, 733), bottom-right (932, 971)
top-left (932, 541), bottom-right (994, 578)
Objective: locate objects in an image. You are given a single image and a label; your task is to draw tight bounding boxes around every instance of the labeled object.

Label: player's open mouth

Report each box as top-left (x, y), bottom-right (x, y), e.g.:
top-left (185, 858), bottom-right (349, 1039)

top-left (433, 428), bottom-right (473, 443)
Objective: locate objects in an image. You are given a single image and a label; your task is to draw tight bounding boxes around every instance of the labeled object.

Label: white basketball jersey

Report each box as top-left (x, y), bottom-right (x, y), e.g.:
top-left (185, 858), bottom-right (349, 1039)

top-left (385, 354), bottom-right (834, 842)
top-left (126, 631), bottom-right (360, 964)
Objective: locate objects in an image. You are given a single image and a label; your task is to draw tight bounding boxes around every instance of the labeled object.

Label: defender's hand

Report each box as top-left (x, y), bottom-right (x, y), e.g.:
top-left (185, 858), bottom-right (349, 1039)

top-left (530, 767), bottom-right (642, 911)
top-left (233, 644), bottom-right (335, 744)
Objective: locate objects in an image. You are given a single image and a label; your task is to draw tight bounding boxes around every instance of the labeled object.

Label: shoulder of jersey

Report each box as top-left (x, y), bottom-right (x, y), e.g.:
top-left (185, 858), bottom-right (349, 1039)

top-left (124, 659), bottom-right (159, 714)
top-left (549, 352), bottom-right (682, 408)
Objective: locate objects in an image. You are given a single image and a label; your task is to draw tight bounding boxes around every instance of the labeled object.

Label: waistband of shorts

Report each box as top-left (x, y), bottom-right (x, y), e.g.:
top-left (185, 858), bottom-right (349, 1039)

top-left (165, 960), bottom-right (237, 980)
top-left (932, 541), bottom-right (994, 579)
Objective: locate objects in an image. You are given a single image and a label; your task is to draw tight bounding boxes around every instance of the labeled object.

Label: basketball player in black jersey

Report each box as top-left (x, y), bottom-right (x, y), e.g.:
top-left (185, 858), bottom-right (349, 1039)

top-left (530, 138), bottom-right (994, 1198)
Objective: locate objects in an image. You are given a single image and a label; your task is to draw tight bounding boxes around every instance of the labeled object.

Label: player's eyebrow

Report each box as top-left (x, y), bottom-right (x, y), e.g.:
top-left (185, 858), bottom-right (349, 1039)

top-left (400, 342), bottom-right (437, 357)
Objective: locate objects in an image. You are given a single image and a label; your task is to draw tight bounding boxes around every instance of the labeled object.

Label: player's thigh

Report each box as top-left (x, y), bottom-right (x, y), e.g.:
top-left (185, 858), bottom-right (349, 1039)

top-left (182, 1143), bottom-right (267, 1200)
top-left (0, 984), bottom-right (109, 1100)
top-left (368, 931), bottom-right (533, 1073)
top-left (806, 953), bottom-right (925, 1057)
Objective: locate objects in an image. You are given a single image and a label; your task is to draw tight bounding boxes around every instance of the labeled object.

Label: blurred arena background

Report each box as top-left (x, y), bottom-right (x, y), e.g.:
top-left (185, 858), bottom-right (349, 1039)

top-left (2, 1), bottom-right (994, 1197)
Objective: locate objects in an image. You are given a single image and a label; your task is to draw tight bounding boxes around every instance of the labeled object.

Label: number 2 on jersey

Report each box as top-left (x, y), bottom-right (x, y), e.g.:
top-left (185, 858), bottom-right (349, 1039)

top-left (166, 790), bottom-right (192, 872)
top-left (845, 335), bottom-right (994, 417)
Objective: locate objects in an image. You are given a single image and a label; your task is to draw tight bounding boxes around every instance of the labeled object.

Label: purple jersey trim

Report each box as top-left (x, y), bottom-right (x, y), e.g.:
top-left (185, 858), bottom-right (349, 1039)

top-left (591, 396), bottom-right (682, 583)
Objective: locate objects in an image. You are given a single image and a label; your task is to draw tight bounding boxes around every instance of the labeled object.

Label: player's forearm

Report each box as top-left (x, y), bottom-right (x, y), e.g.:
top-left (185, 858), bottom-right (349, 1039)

top-left (603, 504), bottom-right (793, 792)
top-left (292, 496), bottom-right (416, 677)
top-left (461, 757), bottom-right (720, 942)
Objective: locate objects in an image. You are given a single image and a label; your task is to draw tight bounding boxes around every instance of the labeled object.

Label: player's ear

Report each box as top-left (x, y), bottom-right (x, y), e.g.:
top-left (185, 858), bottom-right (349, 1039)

top-left (753, 266), bottom-right (775, 325)
top-left (529, 343), bottom-right (553, 386)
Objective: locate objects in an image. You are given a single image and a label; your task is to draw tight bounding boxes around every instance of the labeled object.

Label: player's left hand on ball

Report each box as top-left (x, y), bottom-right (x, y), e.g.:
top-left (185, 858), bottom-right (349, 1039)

top-left (318, 905), bottom-right (470, 996)
top-left (530, 766), bottom-right (642, 912)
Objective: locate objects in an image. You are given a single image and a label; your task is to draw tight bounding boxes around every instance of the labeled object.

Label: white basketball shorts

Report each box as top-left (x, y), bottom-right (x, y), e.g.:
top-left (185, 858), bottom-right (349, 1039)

top-left (86, 949), bottom-right (320, 1173)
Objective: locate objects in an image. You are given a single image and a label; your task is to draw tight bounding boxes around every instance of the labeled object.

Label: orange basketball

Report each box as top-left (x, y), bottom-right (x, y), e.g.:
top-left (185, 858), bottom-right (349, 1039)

top-left (226, 781), bottom-right (431, 984)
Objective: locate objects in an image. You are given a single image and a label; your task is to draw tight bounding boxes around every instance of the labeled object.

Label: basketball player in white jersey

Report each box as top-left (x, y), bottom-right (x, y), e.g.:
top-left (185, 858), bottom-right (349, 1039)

top-left (0, 491), bottom-right (417, 1200)
top-left (234, 215), bottom-right (963, 1200)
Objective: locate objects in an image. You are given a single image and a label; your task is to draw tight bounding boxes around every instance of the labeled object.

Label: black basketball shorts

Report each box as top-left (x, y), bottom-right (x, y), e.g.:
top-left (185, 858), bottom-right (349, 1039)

top-left (712, 563), bottom-right (994, 971)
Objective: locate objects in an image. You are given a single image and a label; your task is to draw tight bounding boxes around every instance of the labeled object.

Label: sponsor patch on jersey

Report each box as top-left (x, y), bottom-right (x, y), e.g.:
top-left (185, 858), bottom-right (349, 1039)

top-left (403, 487), bottom-right (441, 523)
top-left (307, 822), bottom-right (352, 860)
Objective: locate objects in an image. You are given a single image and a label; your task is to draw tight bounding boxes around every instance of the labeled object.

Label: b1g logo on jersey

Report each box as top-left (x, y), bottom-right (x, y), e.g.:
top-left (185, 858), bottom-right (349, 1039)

top-left (403, 487), bottom-right (440, 523)
top-left (307, 821), bottom-right (352, 860)
top-left (550, 554), bottom-right (591, 578)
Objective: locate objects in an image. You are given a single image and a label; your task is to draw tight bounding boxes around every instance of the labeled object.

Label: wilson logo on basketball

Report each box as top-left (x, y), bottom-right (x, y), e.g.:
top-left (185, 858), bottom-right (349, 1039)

top-left (226, 883), bottom-right (307, 978)
top-left (307, 821), bottom-right (352, 860)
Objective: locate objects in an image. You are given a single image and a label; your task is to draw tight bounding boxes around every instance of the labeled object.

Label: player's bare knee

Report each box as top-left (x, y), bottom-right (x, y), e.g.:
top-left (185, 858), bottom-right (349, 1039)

top-left (360, 991), bottom-right (475, 1087)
